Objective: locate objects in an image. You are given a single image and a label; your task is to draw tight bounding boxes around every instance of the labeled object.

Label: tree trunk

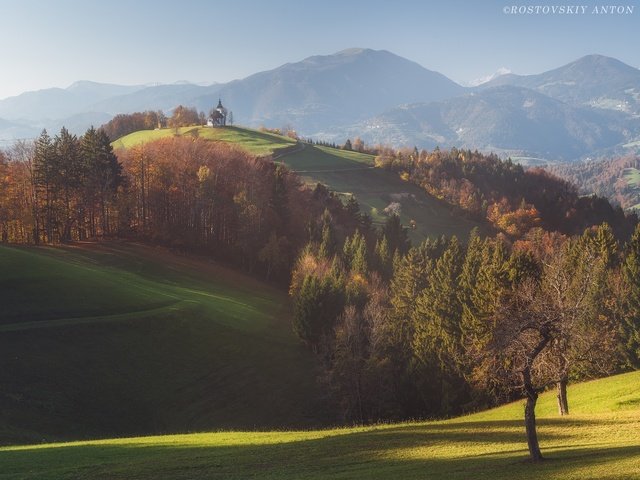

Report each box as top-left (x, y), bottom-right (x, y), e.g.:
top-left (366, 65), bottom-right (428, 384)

top-left (524, 391), bottom-right (543, 461)
top-left (522, 364), bottom-right (544, 462)
top-left (556, 377), bottom-right (569, 416)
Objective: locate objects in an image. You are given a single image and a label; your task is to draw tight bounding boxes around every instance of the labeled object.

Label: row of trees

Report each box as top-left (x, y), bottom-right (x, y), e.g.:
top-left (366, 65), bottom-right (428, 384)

top-left (0, 130), bottom-right (361, 280)
top-left (101, 111), bottom-right (167, 141)
top-left (289, 220), bottom-right (640, 461)
top-left (0, 128), bottom-right (122, 244)
top-left (101, 106), bottom-right (236, 143)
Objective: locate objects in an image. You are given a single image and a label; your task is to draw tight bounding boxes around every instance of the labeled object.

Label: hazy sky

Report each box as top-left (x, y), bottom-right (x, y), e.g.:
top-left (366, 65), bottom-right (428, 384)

top-left (0, 0), bottom-right (638, 99)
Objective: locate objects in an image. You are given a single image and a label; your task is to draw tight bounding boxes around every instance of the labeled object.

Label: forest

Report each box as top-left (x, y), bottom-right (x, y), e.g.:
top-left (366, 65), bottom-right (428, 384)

top-left (1, 126), bottom-right (640, 460)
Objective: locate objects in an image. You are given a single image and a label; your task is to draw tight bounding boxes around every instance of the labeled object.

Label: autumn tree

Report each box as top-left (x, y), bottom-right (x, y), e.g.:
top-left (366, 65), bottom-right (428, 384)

top-left (169, 105), bottom-right (200, 128)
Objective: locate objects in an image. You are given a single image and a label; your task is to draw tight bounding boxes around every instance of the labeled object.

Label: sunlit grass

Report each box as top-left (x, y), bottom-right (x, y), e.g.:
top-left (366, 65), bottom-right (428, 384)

top-left (111, 125), bottom-right (295, 155)
top-left (1, 370), bottom-right (639, 479)
top-left (282, 145), bottom-right (481, 241)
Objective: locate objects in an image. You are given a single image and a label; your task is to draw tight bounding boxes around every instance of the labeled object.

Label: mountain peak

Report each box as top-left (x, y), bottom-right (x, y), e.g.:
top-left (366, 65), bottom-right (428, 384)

top-left (335, 47), bottom-right (371, 56)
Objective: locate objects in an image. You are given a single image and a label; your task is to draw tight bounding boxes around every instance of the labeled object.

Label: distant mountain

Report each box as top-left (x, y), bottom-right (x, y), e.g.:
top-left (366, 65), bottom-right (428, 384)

top-left (0, 82), bottom-right (145, 121)
top-left (1, 50), bottom-right (640, 162)
top-left (349, 85), bottom-right (635, 161)
top-left (0, 117), bottom-right (39, 146)
top-left (480, 54), bottom-right (640, 115)
top-left (190, 48), bottom-right (465, 132)
top-left (90, 83), bottom-right (218, 115)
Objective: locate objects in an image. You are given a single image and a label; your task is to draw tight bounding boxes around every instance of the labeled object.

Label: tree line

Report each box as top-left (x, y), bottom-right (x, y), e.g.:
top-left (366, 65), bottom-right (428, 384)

top-left (0, 128), bottom-right (363, 280)
top-left (0, 128), bottom-right (122, 243)
top-left (374, 146), bottom-right (636, 239)
top-left (547, 154), bottom-right (640, 211)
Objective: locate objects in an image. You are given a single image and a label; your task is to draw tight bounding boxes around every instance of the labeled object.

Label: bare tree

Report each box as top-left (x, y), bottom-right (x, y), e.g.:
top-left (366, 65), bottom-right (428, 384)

top-left (471, 244), bottom-right (605, 461)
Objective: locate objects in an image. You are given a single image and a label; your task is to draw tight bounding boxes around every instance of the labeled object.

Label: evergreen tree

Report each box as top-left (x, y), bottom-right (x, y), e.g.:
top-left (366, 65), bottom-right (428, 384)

top-left (54, 127), bottom-right (82, 241)
top-left (413, 237), bottom-right (464, 373)
top-left (350, 231), bottom-right (368, 276)
top-left (318, 209), bottom-right (336, 259)
top-left (292, 274), bottom-right (346, 352)
top-left (81, 127), bottom-right (123, 236)
top-left (373, 235), bottom-right (392, 280)
top-left (581, 223), bottom-right (618, 268)
top-left (269, 164), bottom-right (289, 232)
top-left (34, 130), bottom-right (56, 242)
top-left (383, 214), bottom-right (410, 255)
top-left (622, 223), bottom-right (640, 366)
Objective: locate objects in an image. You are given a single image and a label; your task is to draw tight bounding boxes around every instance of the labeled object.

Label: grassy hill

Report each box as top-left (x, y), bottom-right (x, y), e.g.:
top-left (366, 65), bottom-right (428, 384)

top-left (111, 125), bottom-right (296, 156)
top-left (1, 370), bottom-right (638, 479)
top-left (280, 144), bottom-right (480, 241)
top-left (0, 243), bottom-right (324, 445)
top-left (622, 167), bottom-right (640, 209)
top-left (113, 126), bottom-right (481, 242)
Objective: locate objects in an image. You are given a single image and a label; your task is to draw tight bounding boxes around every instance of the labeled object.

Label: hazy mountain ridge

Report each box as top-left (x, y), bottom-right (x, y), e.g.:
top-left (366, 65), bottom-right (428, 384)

top-left (349, 84), bottom-right (636, 161)
top-left (1, 50), bottom-right (639, 161)
top-left (480, 54), bottom-right (640, 115)
top-left (188, 48), bottom-right (465, 132)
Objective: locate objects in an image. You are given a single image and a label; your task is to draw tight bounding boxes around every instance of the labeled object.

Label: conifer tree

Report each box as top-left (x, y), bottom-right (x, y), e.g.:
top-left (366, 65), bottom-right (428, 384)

top-left (622, 223), bottom-right (640, 366)
top-left (383, 214), bottom-right (410, 255)
top-left (373, 235), bottom-right (392, 280)
top-left (34, 130), bottom-right (56, 242)
top-left (413, 236), bottom-right (464, 371)
top-left (318, 221), bottom-right (336, 259)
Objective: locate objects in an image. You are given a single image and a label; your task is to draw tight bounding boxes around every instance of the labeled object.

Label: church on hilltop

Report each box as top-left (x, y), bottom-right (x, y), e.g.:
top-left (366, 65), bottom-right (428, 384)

top-left (207, 99), bottom-right (227, 127)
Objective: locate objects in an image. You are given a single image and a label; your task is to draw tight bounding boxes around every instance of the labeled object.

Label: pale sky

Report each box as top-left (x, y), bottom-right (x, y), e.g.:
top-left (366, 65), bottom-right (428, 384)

top-left (0, 0), bottom-right (639, 99)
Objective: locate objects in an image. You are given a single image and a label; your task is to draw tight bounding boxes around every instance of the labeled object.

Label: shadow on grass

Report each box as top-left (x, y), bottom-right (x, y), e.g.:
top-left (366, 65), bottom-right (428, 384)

top-left (2, 418), bottom-right (634, 480)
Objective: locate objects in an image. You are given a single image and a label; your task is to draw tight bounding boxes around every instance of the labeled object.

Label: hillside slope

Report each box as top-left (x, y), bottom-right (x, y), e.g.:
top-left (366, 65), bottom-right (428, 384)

top-left (281, 144), bottom-right (481, 241)
top-left (0, 243), bottom-right (324, 445)
top-left (114, 126), bottom-right (481, 241)
top-left (1, 370), bottom-right (638, 479)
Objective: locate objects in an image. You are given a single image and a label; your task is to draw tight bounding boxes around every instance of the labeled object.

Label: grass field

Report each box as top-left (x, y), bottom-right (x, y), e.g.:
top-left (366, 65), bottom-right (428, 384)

top-left (281, 145), bottom-right (481, 241)
top-left (1, 370), bottom-right (638, 479)
top-left (0, 243), bottom-right (324, 446)
top-left (623, 167), bottom-right (640, 187)
top-left (111, 126), bottom-right (296, 156)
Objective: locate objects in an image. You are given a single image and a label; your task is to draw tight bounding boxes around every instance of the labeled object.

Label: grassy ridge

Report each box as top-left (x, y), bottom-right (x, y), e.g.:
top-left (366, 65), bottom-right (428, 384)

top-left (0, 244), bottom-right (323, 445)
top-left (282, 145), bottom-right (481, 241)
top-left (111, 126), bottom-right (296, 156)
top-left (1, 371), bottom-right (639, 479)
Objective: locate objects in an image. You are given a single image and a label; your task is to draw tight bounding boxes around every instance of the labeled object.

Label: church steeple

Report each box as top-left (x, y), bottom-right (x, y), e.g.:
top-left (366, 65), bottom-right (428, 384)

top-left (207, 99), bottom-right (228, 127)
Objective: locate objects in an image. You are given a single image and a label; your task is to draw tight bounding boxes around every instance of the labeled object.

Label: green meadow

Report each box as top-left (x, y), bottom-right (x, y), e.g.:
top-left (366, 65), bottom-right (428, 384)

top-left (1, 369), bottom-right (638, 479)
top-left (281, 144), bottom-right (480, 241)
top-left (111, 125), bottom-right (296, 156)
top-left (0, 244), bottom-right (323, 445)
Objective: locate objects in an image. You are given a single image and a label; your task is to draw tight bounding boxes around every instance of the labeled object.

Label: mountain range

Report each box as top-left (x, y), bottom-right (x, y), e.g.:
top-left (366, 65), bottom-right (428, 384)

top-left (1, 48), bottom-right (639, 162)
